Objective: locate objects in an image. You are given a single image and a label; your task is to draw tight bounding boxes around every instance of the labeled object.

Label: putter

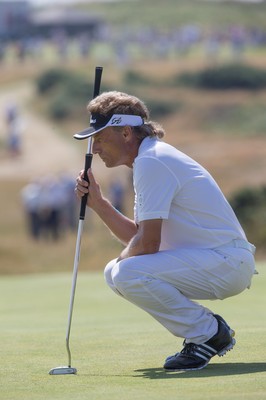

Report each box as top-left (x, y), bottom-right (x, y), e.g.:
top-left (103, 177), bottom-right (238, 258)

top-left (49, 66), bottom-right (103, 376)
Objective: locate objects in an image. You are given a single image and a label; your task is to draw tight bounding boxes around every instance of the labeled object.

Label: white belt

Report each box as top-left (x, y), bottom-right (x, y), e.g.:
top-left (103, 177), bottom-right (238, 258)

top-left (215, 239), bottom-right (256, 255)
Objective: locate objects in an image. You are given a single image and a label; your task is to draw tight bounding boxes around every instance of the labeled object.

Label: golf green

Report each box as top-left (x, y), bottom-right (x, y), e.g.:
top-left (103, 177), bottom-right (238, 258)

top-left (0, 265), bottom-right (265, 400)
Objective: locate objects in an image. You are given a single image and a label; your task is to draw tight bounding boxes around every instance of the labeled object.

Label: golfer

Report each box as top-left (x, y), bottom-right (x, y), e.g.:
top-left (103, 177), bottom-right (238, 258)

top-left (75, 91), bottom-right (256, 371)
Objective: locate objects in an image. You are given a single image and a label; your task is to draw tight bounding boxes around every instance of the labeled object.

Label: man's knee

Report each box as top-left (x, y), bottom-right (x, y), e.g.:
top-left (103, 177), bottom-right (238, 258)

top-left (104, 258), bottom-right (118, 288)
top-left (111, 258), bottom-right (141, 293)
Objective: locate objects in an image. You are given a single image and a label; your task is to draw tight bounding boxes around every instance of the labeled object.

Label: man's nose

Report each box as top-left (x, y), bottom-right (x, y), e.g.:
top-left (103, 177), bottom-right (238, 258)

top-left (92, 142), bottom-right (99, 154)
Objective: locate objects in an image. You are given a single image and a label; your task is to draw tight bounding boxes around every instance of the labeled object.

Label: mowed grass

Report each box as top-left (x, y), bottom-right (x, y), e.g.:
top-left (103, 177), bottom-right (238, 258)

top-left (0, 265), bottom-right (265, 400)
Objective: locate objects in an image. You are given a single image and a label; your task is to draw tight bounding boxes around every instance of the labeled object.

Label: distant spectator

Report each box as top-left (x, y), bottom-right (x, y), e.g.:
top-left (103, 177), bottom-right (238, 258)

top-left (0, 41), bottom-right (6, 64)
top-left (60, 173), bottom-right (77, 231)
top-left (38, 176), bottom-right (65, 241)
top-left (16, 40), bottom-right (27, 62)
top-left (5, 102), bottom-right (17, 125)
top-left (109, 179), bottom-right (125, 214)
top-left (21, 180), bottom-right (42, 240)
top-left (205, 33), bottom-right (221, 60)
top-left (230, 25), bottom-right (247, 58)
top-left (5, 102), bottom-right (24, 157)
top-left (52, 29), bottom-right (68, 62)
top-left (78, 33), bottom-right (91, 59)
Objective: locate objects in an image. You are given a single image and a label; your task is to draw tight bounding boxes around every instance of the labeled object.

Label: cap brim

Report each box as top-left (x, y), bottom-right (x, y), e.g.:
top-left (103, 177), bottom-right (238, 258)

top-left (73, 126), bottom-right (105, 140)
top-left (74, 114), bottom-right (144, 140)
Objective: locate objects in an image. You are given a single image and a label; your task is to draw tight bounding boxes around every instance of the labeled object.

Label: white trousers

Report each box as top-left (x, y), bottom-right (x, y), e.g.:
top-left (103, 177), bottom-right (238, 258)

top-left (104, 246), bottom-right (255, 344)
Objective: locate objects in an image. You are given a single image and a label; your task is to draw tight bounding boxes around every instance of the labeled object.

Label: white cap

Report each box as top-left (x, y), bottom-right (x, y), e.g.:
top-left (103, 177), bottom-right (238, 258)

top-left (74, 113), bottom-right (144, 140)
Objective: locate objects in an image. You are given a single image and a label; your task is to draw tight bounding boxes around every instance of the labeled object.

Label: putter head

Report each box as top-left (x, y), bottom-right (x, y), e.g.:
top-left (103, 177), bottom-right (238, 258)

top-left (49, 366), bottom-right (77, 375)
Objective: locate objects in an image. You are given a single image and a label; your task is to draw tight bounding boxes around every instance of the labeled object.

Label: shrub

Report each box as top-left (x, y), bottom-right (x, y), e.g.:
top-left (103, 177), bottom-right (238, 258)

top-left (37, 69), bottom-right (97, 120)
top-left (177, 64), bottom-right (266, 90)
top-left (230, 186), bottom-right (266, 248)
top-left (124, 70), bottom-right (152, 86)
top-left (145, 99), bottom-right (180, 118)
top-left (63, 75), bottom-right (93, 99)
top-left (48, 93), bottom-right (73, 120)
top-left (36, 69), bottom-right (113, 121)
top-left (36, 69), bottom-right (71, 94)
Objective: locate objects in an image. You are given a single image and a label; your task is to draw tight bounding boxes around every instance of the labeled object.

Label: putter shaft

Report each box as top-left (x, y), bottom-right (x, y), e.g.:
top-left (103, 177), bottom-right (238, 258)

top-left (66, 219), bottom-right (85, 367)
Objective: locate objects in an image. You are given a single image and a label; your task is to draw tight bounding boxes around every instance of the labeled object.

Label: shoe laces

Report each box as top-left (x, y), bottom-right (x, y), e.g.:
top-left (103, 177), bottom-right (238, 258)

top-left (181, 343), bottom-right (198, 355)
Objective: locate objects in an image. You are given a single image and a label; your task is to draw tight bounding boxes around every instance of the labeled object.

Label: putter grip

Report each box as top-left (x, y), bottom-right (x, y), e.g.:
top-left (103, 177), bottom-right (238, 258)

top-left (79, 153), bottom-right (93, 220)
top-left (79, 66), bottom-right (103, 220)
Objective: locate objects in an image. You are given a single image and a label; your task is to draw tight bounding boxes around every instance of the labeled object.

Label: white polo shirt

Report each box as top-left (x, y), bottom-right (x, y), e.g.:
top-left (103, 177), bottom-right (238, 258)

top-left (133, 137), bottom-right (247, 250)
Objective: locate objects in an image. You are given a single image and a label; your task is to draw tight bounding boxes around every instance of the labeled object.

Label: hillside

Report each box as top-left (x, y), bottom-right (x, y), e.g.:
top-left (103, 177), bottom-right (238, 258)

top-left (1, 59), bottom-right (265, 195)
top-left (27, 56), bottom-right (266, 196)
top-left (0, 0), bottom-right (265, 274)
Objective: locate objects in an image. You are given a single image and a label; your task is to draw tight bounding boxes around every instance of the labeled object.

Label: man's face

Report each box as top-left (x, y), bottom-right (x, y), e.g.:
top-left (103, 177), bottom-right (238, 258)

top-left (92, 127), bottom-right (130, 168)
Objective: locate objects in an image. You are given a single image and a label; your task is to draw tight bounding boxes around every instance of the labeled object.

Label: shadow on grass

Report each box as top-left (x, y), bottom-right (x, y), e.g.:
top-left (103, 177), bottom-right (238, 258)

top-left (133, 362), bottom-right (266, 379)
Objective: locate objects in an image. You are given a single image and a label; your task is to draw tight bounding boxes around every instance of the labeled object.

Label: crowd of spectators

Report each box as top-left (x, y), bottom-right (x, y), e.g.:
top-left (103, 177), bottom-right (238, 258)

top-left (20, 174), bottom-right (128, 242)
top-left (21, 174), bottom-right (77, 241)
top-left (0, 24), bottom-right (266, 66)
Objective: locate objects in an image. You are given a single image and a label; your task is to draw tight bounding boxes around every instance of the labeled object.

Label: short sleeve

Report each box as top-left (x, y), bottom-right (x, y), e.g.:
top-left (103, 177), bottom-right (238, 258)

top-left (133, 157), bottom-right (180, 222)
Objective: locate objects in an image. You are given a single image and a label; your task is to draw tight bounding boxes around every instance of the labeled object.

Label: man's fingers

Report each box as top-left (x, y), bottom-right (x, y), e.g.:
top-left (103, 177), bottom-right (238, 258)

top-left (75, 169), bottom-right (97, 200)
top-left (75, 185), bottom-right (88, 199)
top-left (87, 168), bottom-right (96, 184)
top-left (75, 171), bottom-right (89, 198)
top-left (77, 170), bottom-right (89, 187)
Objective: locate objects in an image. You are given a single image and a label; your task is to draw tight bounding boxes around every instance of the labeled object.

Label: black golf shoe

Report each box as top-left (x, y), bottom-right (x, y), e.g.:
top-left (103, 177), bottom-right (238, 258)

top-left (213, 314), bottom-right (235, 338)
top-left (164, 315), bottom-right (236, 371)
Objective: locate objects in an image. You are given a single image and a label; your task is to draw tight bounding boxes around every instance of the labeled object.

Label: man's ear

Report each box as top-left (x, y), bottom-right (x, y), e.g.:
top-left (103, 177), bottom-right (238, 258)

top-left (122, 126), bottom-right (133, 142)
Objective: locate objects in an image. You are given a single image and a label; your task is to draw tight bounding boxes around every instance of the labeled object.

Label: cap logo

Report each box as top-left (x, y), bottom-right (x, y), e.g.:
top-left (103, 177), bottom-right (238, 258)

top-left (111, 116), bottom-right (122, 125)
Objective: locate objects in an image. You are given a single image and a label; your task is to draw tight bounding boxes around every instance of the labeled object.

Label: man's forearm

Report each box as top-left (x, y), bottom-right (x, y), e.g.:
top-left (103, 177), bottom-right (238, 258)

top-left (93, 197), bottom-right (137, 245)
top-left (118, 221), bottom-right (162, 260)
top-left (118, 234), bottom-right (145, 260)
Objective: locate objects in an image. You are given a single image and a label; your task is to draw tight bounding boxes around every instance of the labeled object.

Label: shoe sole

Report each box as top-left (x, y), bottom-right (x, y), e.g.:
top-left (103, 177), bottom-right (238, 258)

top-left (164, 361), bottom-right (210, 372)
top-left (217, 337), bottom-right (236, 357)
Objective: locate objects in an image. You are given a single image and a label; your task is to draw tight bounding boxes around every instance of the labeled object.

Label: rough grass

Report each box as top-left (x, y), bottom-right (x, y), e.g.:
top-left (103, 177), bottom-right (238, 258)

top-left (0, 265), bottom-right (265, 400)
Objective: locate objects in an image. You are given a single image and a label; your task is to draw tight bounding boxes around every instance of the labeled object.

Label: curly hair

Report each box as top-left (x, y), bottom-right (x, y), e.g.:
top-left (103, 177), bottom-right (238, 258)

top-left (87, 91), bottom-right (165, 139)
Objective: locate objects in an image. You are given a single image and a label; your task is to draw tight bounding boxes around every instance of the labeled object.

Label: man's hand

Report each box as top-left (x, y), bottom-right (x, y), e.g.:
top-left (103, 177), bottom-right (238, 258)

top-left (75, 169), bottom-right (138, 244)
top-left (75, 169), bottom-right (103, 211)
